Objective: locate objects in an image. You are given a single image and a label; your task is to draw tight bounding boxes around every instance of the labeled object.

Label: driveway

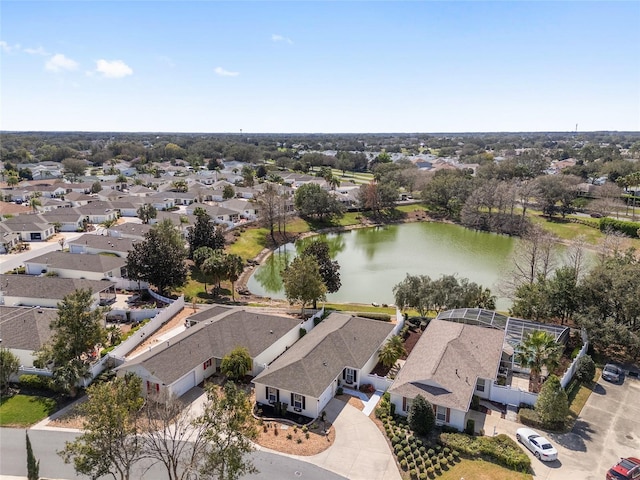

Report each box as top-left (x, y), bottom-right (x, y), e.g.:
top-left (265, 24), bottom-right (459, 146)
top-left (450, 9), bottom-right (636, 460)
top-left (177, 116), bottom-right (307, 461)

top-left (478, 375), bottom-right (640, 480)
top-left (257, 398), bottom-right (401, 480)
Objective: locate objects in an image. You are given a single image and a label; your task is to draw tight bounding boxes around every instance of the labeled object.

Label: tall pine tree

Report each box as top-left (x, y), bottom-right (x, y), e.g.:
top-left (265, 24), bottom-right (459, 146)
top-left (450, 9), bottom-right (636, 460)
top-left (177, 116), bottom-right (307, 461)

top-left (26, 431), bottom-right (40, 480)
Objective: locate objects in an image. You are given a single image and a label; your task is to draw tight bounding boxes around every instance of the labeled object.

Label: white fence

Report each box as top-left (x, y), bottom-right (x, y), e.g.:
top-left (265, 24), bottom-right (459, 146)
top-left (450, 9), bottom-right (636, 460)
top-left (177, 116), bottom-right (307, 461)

top-left (490, 383), bottom-right (538, 407)
top-left (366, 373), bottom-right (394, 392)
top-left (88, 296), bottom-right (185, 381)
top-left (300, 306), bottom-right (325, 333)
top-left (147, 288), bottom-right (176, 305)
top-left (560, 329), bottom-right (589, 389)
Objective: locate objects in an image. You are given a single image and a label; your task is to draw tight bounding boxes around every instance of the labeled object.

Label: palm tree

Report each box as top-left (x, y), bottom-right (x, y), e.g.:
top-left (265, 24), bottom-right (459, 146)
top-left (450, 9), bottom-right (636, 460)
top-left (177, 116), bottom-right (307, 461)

top-left (514, 330), bottom-right (563, 393)
top-left (53, 358), bottom-right (91, 398)
top-left (378, 335), bottom-right (407, 368)
top-left (201, 250), bottom-right (227, 295)
top-left (29, 197), bottom-right (41, 213)
top-left (225, 254), bottom-right (245, 301)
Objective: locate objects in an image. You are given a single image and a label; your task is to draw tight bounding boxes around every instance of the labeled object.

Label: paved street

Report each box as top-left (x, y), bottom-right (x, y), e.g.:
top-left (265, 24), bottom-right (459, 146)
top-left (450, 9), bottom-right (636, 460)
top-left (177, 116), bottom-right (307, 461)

top-left (480, 374), bottom-right (640, 480)
top-left (1, 232), bottom-right (85, 273)
top-left (0, 427), bottom-right (347, 480)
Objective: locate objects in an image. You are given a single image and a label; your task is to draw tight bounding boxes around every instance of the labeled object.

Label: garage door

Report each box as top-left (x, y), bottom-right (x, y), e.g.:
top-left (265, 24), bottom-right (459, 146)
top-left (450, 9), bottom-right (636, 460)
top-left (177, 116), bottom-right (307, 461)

top-left (171, 371), bottom-right (196, 398)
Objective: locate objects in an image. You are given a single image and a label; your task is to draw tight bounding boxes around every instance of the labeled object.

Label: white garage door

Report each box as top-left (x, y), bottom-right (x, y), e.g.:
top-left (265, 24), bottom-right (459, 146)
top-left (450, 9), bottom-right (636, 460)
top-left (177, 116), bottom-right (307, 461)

top-left (171, 371), bottom-right (196, 398)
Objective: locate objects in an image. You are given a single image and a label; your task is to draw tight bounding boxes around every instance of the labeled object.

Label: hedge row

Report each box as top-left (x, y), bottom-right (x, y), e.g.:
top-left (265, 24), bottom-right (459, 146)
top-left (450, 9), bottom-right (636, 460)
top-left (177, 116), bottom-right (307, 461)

top-left (518, 408), bottom-right (565, 432)
top-left (354, 312), bottom-right (391, 322)
top-left (599, 217), bottom-right (640, 238)
top-left (439, 432), bottom-right (531, 472)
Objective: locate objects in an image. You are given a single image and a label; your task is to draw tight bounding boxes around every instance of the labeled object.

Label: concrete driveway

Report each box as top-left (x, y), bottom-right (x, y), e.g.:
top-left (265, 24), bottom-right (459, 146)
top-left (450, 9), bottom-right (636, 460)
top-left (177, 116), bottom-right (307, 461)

top-left (258, 398), bottom-right (401, 480)
top-left (479, 375), bottom-right (640, 480)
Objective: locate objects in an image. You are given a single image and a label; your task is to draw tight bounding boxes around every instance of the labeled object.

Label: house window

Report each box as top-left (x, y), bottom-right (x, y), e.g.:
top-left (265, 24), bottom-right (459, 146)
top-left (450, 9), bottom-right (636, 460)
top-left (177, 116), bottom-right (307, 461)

top-left (403, 397), bottom-right (413, 412)
top-left (146, 381), bottom-right (160, 394)
top-left (291, 393), bottom-right (305, 411)
top-left (436, 405), bottom-right (447, 423)
top-left (476, 378), bottom-right (486, 393)
top-left (203, 359), bottom-right (212, 370)
top-left (267, 387), bottom-right (279, 404)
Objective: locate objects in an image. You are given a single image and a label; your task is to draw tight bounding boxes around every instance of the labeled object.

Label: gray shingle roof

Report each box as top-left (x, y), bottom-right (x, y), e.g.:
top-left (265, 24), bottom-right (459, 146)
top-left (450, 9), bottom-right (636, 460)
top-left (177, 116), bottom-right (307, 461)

top-left (68, 234), bottom-right (137, 253)
top-left (26, 251), bottom-right (126, 273)
top-left (0, 274), bottom-right (116, 301)
top-left (253, 313), bottom-right (395, 398)
top-left (119, 307), bottom-right (300, 384)
top-left (388, 320), bottom-right (504, 412)
top-left (0, 306), bottom-right (58, 351)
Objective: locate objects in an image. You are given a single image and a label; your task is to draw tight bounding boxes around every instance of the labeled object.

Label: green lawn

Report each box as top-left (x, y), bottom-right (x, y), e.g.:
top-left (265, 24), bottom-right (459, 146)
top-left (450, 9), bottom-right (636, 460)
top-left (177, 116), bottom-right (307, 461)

top-left (226, 227), bottom-right (269, 260)
top-left (566, 368), bottom-right (601, 424)
top-left (0, 394), bottom-right (58, 427)
top-left (437, 458), bottom-right (533, 480)
top-left (529, 214), bottom-right (602, 244)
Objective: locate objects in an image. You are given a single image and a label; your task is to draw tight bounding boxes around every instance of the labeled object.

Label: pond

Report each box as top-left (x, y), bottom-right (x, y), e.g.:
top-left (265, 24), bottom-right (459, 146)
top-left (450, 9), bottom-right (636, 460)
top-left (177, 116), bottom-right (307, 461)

top-left (248, 222), bottom-right (527, 311)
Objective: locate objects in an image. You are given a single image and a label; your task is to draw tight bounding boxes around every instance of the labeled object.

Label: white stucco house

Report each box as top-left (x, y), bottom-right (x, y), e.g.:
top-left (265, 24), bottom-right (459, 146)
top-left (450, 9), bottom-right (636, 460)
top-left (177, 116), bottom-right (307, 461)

top-left (253, 313), bottom-right (396, 420)
top-left (388, 319), bottom-right (507, 432)
top-left (0, 306), bottom-right (58, 367)
top-left (115, 306), bottom-right (303, 399)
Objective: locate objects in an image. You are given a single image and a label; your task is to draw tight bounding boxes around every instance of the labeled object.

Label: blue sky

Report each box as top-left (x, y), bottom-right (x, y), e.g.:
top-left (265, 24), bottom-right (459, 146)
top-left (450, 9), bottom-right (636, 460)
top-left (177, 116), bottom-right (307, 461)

top-left (1, 1), bottom-right (639, 133)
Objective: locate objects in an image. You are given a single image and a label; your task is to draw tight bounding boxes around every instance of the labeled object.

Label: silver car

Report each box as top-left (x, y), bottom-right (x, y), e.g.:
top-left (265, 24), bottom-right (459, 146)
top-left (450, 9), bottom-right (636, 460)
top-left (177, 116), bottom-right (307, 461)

top-left (602, 364), bottom-right (623, 383)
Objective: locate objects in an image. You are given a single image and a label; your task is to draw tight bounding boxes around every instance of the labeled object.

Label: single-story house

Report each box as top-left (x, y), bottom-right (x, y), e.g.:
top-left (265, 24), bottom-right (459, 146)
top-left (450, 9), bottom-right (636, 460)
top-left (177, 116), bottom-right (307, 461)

top-left (220, 198), bottom-right (258, 220)
top-left (388, 319), bottom-right (504, 432)
top-left (253, 313), bottom-right (396, 420)
top-left (0, 274), bottom-right (116, 309)
top-left (68, 234), bottom-right (136, 258)
top-left (25, 251), bottom-right (128, 284)
top-left (107, 222), bottom-right (153, 240)
top-left (0, 306), bottom-right (58, 367)
top-left (0, 226), bottom-right (21, 253)
top-left (185, 204), bottom-right (239, 225)
top-left (116, 306), bottom-right (302, 398)
top-left (40, 210), bottom-right (85, 231)
top-left (76, 204), bottom-right (119, 224)
top-left (0, 215), bottom-right (55, 241)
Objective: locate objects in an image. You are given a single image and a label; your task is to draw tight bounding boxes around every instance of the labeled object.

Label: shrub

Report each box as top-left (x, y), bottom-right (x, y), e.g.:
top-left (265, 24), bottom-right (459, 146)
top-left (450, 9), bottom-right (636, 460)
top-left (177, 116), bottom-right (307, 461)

top-left (354, 312), bottom-right (391, 322)
top-left (391, 435), bottom-right (401, 445)
top-left (600, 217), bottom-right (640, 238)
top-left (286, 433), bottom-right (293, 440)
top-left (299, 327), bottom-right (307, 338)
top-left (575, 355), bottom-right (596, 383)
top-left (519, 408), bottom-right (545, 429)
top-left (397, 451), bottom-right (406, 460)
top-left (439, 432), bottom-right (531, 472)
top-left (19, 374), bottom-right (52, 390)
top-left (408, 394), bottom-right (436, 435)
top-left (400, 459), bottom-right (408, 470)
top-left (427, 448), bottom-right (435, 456)
top-left (403, 445), bottom-right (412, 454)
top-left (409, 469), bottom-right (417, 478)
top-left (465, 418), bottom-right (475, 435)
top-left (419, 473), bottom-right (428, 480)
top-left (439, 457), bottom-right (448, 468)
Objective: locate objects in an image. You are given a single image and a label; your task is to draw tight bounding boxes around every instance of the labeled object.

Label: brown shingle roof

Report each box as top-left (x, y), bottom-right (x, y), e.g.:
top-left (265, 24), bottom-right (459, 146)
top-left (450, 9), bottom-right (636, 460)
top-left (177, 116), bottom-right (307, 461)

top-left (26, 251), bottom-right (126, 273)
top-left (388, 320), bottom-right (504, 412)
top-left (253, 313), bottom-right (395, 398)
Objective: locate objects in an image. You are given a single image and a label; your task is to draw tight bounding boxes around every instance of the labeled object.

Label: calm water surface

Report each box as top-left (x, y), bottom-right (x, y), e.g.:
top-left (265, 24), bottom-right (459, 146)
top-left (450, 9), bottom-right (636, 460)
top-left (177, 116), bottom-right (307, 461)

top-left (248, 222), bottom-right (521, 310)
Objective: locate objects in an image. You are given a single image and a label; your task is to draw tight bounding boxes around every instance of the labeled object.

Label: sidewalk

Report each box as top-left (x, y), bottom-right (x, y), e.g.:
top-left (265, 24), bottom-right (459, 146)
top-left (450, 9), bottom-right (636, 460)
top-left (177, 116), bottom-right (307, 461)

top-left (341, 387), bottom-right (383, 416)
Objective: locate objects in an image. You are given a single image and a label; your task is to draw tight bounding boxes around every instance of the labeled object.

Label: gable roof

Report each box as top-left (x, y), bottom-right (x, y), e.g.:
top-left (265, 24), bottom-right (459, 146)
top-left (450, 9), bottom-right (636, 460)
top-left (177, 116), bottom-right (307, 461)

top-left (0, 274), bottom-right (116, 301)
top-left (26, 251), bottom-right (126, 273)
top-left (388, 319), bottom-right (504, 412)
top-left (253, 313), bottom-right (395, 398)
top-left (118, 307), bottom-right (300, 385)
top-left (0, 306), bottom-right (58, 351)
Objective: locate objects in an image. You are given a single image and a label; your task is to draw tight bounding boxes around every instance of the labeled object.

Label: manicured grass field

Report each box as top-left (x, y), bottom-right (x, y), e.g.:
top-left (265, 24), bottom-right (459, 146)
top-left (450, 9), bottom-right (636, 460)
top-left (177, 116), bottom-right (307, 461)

top-left (529, 213), bottom-right (602, 244)
top-left (437, 458), bottom-right (533, 480)
top-left (0, 394), bottom-right (58, 427)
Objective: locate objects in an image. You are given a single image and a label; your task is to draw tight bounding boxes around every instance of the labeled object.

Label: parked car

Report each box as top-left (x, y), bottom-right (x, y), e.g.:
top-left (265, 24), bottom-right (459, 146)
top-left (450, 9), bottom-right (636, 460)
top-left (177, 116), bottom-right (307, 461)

top-left (516, 427), bottom-right (558, 462)
top-left (602, 364), bottom-right (623, 383)
top-left (606, 457), bottom-right (640, 480)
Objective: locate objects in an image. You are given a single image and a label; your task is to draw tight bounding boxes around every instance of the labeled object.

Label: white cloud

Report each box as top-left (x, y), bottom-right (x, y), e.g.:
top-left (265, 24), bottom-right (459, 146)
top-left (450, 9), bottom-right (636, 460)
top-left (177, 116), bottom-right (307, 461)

top-left (271, 34), bottom-right (293, 45)
top-left (214, 66), bottom-right (239, 77)
top-left (45, 53), bottom-right (79, 72)
top-left (95, 59), bottom-right (133, 78)
top-left (24, 46), bottom-right (49, 56)
top-left (0, 41), bottom-right (21, 53)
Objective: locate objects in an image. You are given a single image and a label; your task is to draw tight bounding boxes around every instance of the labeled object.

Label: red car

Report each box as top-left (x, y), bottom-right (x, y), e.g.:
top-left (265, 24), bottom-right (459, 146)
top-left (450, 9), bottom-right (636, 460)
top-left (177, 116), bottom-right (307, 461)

top-left (606, 457), bottom-right (640, 480)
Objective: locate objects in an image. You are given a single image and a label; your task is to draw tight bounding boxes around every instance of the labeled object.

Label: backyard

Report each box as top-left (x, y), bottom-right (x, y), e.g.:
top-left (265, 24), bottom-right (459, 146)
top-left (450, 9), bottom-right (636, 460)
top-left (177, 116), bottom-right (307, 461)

top-left (0, 393), bottom-right (58, 427)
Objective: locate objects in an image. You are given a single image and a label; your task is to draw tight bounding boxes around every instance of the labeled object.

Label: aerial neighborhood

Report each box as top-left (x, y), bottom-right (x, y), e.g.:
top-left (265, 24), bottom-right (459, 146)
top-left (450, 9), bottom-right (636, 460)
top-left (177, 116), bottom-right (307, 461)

top-left (1, 131), bottom-right (639, 480)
